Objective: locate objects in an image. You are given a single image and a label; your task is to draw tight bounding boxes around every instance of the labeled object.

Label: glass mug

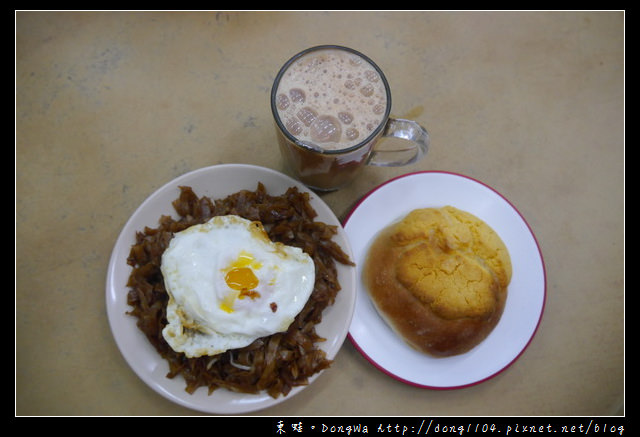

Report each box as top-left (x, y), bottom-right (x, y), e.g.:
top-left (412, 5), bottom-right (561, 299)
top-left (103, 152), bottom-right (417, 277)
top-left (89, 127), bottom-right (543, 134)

top-left (271, 45), bottom-right (430, 191)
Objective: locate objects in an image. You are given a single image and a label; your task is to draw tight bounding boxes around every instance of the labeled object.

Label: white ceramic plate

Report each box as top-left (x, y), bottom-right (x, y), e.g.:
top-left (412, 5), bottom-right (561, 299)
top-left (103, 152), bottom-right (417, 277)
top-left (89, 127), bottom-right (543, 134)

top-left (344, 171), bottom-right (545, 389)
top-left (105, 164), bottom-right (356, 414)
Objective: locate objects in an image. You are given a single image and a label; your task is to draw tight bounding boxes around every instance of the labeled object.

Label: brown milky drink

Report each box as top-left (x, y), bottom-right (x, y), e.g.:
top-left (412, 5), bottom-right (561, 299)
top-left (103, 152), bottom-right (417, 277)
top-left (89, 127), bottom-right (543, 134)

top-left (274, 48), bottom-right (389, 151)
top-left (271, 46), bottom-right (430, 191)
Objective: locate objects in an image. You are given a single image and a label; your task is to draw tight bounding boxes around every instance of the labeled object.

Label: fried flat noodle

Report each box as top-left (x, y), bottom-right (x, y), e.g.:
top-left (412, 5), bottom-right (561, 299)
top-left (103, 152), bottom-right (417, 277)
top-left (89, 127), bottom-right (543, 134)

top-left (125, 183), bottom-right (354, 398)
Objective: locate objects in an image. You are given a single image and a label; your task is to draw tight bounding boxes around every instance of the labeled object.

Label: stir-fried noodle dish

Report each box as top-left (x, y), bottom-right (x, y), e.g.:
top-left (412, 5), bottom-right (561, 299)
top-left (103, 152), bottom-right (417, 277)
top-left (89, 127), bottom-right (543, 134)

top-left (125, 183), bottom-right (353, 398)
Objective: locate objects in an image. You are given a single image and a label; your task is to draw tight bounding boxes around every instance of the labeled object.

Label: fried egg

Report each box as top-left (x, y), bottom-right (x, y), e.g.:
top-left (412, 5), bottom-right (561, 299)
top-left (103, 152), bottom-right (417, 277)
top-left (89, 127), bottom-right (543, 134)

top-left (160, 215), bottom-right (315, 358)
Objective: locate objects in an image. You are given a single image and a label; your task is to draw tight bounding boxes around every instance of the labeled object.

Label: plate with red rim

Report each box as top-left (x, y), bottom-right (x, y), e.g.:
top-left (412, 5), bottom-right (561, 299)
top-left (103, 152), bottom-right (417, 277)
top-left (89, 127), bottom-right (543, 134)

top-left (343, 171), bottom-right (546, 389)
top-left (105, 164), bottom-right (357, 413)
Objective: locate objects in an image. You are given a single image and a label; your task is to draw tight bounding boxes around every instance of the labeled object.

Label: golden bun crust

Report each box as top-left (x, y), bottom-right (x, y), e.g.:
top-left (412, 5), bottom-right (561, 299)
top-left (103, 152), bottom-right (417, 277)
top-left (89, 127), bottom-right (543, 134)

top-left (363, 206), bottom-right (512, 357)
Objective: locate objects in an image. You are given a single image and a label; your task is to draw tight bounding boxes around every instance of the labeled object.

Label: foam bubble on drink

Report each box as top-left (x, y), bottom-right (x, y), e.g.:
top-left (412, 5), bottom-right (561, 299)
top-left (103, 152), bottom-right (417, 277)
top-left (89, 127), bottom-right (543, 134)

top-left (275, 48), bottom-right (388, 151)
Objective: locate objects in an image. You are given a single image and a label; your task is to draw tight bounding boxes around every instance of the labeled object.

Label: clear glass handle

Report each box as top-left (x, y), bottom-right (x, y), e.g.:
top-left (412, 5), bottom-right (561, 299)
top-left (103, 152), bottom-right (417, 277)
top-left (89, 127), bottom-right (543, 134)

top-left (368, 118), bottom-right (430, 167)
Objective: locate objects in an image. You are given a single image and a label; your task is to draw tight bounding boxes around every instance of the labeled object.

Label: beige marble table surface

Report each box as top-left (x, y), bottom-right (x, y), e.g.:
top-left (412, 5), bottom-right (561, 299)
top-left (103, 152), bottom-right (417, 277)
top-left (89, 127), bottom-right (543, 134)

top-left (16, 11), bottom-right (624, 416)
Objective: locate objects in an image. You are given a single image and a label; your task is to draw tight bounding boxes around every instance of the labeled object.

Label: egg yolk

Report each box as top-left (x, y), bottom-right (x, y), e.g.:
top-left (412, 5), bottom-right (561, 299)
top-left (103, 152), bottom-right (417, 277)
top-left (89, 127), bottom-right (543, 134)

top-left (220, 251), bottom-right (263, 313)
top-left (225, 267), bottom-right (259, 292)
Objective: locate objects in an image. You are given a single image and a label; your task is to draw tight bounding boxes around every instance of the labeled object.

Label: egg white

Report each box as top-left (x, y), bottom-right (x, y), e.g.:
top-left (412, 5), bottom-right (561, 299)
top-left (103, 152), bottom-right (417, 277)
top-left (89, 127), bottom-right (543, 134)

top-left (160, 215), bottom-right (315, 358)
